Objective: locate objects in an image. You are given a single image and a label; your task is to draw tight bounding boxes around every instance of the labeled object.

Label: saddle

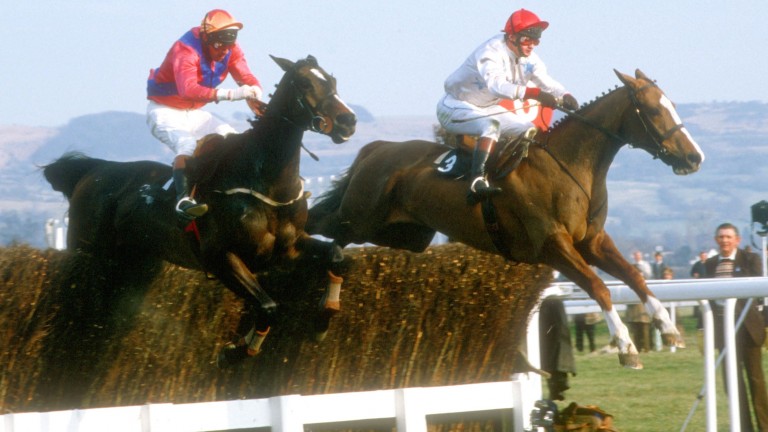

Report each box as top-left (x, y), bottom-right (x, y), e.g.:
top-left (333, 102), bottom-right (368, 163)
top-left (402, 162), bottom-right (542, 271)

top-left (433, 134), bottom-right (533, 260)
top-left (433, 134), bottom-right (531, 180)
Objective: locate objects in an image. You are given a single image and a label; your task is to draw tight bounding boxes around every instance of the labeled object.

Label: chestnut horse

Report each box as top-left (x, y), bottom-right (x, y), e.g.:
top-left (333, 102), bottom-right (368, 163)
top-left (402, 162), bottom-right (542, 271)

top-left (44, 55), bottom-right (356, 366)
top-left (308, 69), bottom-right (703, 369)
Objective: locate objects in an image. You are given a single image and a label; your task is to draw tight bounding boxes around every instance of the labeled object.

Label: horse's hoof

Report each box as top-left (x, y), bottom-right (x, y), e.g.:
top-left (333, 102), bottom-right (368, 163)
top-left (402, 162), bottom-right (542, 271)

top-left (619, 353), bottom-right (643, 370)
top-left (216, 343), bottom-right (250, 369)
top-left (322, 301), bottom-right (341, 313)
top-left (261, 301), bottom-right (278, 317)
top-left (312, 309), bottom-right (337, 342)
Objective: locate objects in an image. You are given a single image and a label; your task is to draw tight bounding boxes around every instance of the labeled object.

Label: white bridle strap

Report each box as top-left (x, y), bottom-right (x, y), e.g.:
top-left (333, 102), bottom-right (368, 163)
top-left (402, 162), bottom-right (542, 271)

top-left (218, 181), bottom-right (308, 207)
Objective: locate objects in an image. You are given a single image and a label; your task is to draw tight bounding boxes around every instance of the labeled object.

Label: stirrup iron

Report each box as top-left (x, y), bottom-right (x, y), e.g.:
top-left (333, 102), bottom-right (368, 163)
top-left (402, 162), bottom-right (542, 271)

top-left (175, 197), bottom-right (209, 219)
top-left (470, 176), bottom-right (501, 196)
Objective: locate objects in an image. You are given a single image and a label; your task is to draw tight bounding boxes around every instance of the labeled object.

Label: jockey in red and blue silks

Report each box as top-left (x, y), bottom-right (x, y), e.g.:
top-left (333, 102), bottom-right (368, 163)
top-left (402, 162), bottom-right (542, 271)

top-left (146, 9), bottom-right (263, 220)
top-left (147, 27), bottom-right (260, 110)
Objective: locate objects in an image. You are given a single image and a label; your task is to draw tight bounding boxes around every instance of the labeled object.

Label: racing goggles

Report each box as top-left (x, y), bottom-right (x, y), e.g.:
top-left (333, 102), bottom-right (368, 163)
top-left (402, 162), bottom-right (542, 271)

top-left (208, 29), bottom-right (238, 48)
top-left (518, 36), bottom-right (540, 46)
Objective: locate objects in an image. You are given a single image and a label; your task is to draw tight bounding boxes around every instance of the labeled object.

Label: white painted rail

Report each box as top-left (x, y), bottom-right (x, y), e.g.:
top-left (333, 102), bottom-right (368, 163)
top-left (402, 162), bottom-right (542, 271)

top-left (553, 277), bottom-right (768, 432)
top-left (0, 380), bottom-right (539, 432)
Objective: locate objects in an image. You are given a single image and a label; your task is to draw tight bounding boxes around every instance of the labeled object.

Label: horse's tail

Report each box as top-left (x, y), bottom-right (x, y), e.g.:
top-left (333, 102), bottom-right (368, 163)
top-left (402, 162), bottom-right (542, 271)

top-left (42, 152), bottom-right (105, 199)
top-left (306, 169), bottom-right (352, 234)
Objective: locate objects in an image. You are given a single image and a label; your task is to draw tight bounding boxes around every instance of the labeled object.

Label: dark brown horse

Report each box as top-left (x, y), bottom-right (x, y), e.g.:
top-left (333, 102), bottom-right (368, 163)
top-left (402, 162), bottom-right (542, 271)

top-left (44, 55), bottom-right (356, 366)
top-left (308, 69), bottom-right (704, 369)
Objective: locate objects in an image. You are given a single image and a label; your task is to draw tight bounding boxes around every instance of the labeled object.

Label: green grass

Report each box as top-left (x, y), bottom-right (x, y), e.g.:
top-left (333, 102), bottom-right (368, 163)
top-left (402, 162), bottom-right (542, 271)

top-left (550, 311), bottom-right (766, 432)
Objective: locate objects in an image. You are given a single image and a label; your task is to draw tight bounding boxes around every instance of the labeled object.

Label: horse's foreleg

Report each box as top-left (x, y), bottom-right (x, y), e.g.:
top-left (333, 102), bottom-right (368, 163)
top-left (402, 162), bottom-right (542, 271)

top-left (579, 231), bottom-right (683, 348)
top-left (543, 232), bottom-right (641, 369)
top-left (214, 253), bottom-right (277, 367)
top-left (222, 252), bottom-right (277, 315)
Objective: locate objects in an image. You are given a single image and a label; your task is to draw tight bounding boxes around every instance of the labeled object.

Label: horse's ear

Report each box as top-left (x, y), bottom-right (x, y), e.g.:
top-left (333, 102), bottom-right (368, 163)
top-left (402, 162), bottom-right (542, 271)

top-left (614, 69), bottom-right (635, 87)
top-left (306, 55), bottom-right (318, 66)
top-left (270, 55), bottom-right (295, 72)
top-left (635, 69), bottom-right (652, 82)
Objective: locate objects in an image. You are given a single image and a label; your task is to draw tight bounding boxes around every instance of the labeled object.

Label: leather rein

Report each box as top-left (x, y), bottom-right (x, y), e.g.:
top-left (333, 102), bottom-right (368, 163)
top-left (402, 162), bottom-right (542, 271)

top-left (537, 82), bottom-right (685, 221)
top-left (482, 83), bottom-right (686, 259)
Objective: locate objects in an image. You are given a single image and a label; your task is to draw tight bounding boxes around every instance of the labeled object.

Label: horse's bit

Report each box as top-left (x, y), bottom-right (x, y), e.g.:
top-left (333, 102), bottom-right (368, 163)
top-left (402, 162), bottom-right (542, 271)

top-left (289, 71), bottom-right (337, 135)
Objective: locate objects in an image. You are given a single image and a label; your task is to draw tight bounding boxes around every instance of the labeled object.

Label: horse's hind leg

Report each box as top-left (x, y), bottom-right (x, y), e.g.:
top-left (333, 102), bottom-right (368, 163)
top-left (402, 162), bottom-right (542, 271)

top-left (217, 304), bottom-right (271, 368)
top-left (578, 231), bottom-right (683, 348)
top-left (297, 236), bottom-right (347, 341)
top-left (542, 232), bottom-right (642, 369)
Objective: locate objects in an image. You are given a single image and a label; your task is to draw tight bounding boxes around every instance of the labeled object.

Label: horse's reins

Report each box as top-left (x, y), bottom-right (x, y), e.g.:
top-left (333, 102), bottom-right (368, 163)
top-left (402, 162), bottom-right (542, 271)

top-left (538, 82), bottom-right (685, 221)
top-left (554, 82), bottom-right (681, 158)
top-left (219, 63), bottom-right (339, 207)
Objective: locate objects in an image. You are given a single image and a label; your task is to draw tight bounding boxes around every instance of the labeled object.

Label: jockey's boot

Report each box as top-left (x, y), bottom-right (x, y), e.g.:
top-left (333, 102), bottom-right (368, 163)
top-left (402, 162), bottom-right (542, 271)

top-left (469, 137), bottom-right (502, 197)
top-left (173, 165), bottom-right (208, 220)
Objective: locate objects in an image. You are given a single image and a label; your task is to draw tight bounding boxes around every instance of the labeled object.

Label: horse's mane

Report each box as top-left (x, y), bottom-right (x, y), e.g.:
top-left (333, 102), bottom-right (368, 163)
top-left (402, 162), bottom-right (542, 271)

top-left (546, 85), bottom-right (623, 135)
top-left (191, 119), bottom-right (268, 185)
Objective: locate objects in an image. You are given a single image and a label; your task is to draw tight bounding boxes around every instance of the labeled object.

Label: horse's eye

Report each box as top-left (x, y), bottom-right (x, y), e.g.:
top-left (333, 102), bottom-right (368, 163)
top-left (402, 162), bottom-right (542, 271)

top-left (295, 77), bottom-right (313, 91)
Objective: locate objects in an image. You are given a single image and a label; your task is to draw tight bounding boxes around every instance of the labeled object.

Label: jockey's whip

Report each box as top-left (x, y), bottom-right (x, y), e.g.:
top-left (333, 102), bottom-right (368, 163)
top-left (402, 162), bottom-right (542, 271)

top-left (449, 101), bottom-right (551, 123)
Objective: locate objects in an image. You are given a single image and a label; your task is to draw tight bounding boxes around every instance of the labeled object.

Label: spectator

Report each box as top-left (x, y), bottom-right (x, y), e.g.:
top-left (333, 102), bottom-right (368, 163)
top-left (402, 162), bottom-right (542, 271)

top-left (626, 250), bottom-right (652, 352)
top-left (704, 222), bottom-right (768, 431)
top-left (662, 267), bottom-right (674, 280)
top-left (573, 312), bottom-right (600, 353)
top-left (690, 250), bottom-right (709, 278)
top-left (625, 302), bottom-right (651, 353)
top-left (632, 251), bottom-right (652, 279)
top-left (651, 251), bottom-right (670, 280)
top-left (539, 297), bottom-right (576, 401)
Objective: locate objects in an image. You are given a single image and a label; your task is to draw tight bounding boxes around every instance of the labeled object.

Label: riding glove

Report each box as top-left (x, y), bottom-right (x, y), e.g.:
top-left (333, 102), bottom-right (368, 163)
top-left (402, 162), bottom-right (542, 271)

top-left (562, 93), bottom-right (579, 110)
top-left (524, 87), bottom-right (558, 108)
top-left (216, 85), bottom-right (263, 102)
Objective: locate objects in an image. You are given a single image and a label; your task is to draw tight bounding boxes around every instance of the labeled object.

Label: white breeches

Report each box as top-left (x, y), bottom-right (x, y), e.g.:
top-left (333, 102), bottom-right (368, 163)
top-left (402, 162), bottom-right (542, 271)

top-left (146, 101), bottom-right (237, 156)
top-left (436, 94), bottom-right (534, 141)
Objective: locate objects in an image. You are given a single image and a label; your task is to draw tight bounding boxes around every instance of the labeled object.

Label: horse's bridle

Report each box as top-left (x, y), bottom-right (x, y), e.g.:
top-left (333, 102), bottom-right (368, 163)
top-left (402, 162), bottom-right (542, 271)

top-left (559, 82), bottom-right (685, 159)
top-left (625, 82), bottom-right (685, 159)
top-left (289, 69), bottom-right (337, 135)
top-left (538, 81), bottom-right (686, 223)
top-left (217, 61), bottom-right (337, 207)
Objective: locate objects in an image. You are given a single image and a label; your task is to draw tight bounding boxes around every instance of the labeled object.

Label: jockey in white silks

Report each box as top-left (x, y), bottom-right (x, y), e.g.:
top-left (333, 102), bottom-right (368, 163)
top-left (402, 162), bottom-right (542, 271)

top-left (436, 8), bottom-right (579, 197)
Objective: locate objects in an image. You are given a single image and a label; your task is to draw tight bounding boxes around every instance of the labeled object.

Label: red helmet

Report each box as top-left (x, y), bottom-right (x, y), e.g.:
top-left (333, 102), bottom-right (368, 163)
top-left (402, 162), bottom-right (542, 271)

top-left (503, 9), bottom-right (549, 38)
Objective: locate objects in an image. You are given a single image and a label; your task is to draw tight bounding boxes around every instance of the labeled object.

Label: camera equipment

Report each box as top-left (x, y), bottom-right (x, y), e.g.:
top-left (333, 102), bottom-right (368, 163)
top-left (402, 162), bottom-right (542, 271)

top-left (751, 200), bottom-right (768, 230)
top-left (751, 200), bottom-right (768, 277)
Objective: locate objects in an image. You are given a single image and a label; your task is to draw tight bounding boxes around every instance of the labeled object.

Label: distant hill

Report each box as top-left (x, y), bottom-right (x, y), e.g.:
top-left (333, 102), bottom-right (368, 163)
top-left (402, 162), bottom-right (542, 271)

top-left (2, 102), bottom-right (768, 270)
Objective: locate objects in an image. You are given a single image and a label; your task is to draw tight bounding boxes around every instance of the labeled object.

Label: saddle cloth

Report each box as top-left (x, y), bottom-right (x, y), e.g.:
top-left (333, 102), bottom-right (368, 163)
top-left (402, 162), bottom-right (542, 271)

top-left (433, 148), bottom-right (472, 179)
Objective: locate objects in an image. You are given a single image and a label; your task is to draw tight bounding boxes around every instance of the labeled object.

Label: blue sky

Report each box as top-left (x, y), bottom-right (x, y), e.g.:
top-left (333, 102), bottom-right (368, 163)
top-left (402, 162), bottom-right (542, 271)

top-left (3, 1), bottom-right (767, 127)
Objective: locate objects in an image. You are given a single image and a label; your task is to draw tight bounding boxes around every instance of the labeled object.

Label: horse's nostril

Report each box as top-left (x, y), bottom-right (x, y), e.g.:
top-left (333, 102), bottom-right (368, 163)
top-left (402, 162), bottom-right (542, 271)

top-left (338, 113), bottom-right (357, 127)
top-left (689, 152), bottom-right (702, 166)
